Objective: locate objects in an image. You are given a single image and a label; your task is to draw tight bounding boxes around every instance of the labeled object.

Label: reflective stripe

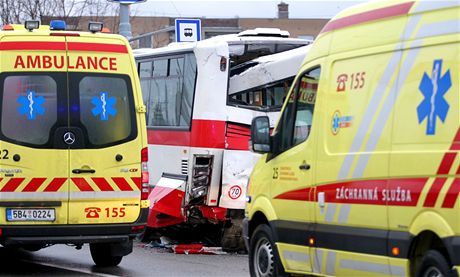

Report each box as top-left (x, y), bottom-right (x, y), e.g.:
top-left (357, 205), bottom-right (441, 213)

top-left (112, 177), bottom-right (136, 191)
top-left (283, 250), bottom-right (309, 262)
top-left (326, 252), bottom-right (337, 276)
top-left (338, 204), bottom-right (351, 224)
top-left (325, 203), bottom-right (337, 222)
top-left (0, 192), bottom-right (67, 199)
top-left (412, 0), bottom-right (459, 14)
top-left (353, 46), bottom-right (420, 178)
top-left (0, 191), bottom-right (139, 199)
top-left (414, 20), bottom-right (460, 40)
top-left (70, 191), bottom-right (140, 199)
top-left (338, 13), bottom-right (422, 181)
top-left (390, 264), bottom-right (406, 277)
top-left (313, 249), bottom-right (323, 273)
top-left (402, 15), bottom-right (422, 41)
top-left (340, 259), bottom-right (391, 275)
top-left (338, 50), bottom-right (402, 180)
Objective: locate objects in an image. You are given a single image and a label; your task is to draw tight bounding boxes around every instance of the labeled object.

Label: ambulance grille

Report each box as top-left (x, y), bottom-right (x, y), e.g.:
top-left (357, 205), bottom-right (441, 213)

top-left (181, 159), bottom-right (188, 175)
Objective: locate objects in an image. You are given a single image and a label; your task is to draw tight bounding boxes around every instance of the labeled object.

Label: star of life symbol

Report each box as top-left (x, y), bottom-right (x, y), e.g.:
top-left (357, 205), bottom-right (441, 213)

top-left (18, 90), bottom-right (45, 120)
top-left (417, 59), bottom-right (451, 135)
top-left (332, 112), bottom-right (340, 135)
top-left (91, 91), bottom-right (117, 121)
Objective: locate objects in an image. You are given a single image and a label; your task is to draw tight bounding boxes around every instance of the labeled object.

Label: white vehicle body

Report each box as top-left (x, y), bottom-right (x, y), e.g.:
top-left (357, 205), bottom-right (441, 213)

top-left (134, 29), bottom-right (310, 247)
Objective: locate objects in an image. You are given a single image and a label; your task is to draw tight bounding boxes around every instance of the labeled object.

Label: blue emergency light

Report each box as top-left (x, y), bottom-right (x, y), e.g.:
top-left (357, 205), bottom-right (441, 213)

top-left (50, 20), bottom-right (66, 30)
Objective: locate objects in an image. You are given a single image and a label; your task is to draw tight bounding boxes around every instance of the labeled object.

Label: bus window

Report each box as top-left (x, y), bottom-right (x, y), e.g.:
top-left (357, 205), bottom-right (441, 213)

top-left (228, 78), bottom-right (293, 111)
top-left (139, 53), bottom-right (197, 129)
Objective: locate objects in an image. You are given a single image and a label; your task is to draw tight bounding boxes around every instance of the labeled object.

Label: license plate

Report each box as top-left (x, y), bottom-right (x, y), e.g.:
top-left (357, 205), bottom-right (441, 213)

top-left (6, 208), bottom-right (55, 222)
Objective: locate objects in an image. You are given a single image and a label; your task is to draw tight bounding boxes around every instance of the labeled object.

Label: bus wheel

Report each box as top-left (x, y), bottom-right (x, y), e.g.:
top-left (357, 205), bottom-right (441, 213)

top-left (90, 243), bottom-right (123, 267)
top-left (249, 224), bottom-right (286, 277)
top-left (416, 250), bottom-right (453, 277)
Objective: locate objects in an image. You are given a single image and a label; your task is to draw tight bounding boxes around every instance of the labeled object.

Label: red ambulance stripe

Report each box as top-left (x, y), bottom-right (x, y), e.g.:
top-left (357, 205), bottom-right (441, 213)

top-left (275, 178), bottom-right (426, 207)
top-left (112, 178), bottom-right (133, 191)
top-left (424, 127), bottom-right (460, 206)
top-left (44, 178), bottom-right (67, 192)
top-left (320, 2), bottom-right (414, 34)
top-left (437, 153), bottom-right (457, 175)
top-left (131, 177), bottom-right (142, 190)
top-left (441, 179), bottom-right (460, 208)
top-left (92, 178), bottom-right (114, 191)
top-left (0, 41), bottom-right (66, 51)
top-left (23, 178), bottom-right (46, 192)
top-left (67, 42), bottom-right (128, 53)
top-left (71, 178), bottom-right (94, 192)
top-left (451, 127), bottom-right (460, 150)
top-left (275, 187), bottom-right (315, 201)
top-left (1, 178), bottom-right (25, 192)
top-left (423, 178), bottom-right (447, 207)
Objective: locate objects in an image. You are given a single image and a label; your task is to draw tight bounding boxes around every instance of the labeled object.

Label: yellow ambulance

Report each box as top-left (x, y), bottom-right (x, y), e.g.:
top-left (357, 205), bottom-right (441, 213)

top-left (0, 20), bottom-right (149, 266)
top-left (245, 0), bottom-right (459, 276)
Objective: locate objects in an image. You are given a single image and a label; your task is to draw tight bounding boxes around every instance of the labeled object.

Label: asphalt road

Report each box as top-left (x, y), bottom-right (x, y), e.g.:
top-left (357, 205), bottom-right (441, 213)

top-left (0, 241), bottom-right (249, 276)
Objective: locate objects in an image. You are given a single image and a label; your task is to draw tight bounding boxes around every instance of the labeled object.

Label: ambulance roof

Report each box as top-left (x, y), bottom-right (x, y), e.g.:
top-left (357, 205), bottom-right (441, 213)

top-left (0, 24), bottom-right (128, 42)
top-left (304, 0), bottom-right (459, 62)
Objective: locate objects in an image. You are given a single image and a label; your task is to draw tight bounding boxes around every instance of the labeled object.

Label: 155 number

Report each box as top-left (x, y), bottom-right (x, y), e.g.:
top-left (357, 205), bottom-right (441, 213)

top-left (105, 207), bottom-right (126, 218)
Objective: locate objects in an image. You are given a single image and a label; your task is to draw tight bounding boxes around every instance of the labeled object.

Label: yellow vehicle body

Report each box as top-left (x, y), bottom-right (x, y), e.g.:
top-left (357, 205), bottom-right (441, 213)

top-left (0, 22), bottom-right (148, 265)
top-left (245, 1), bottom-right (459, 276)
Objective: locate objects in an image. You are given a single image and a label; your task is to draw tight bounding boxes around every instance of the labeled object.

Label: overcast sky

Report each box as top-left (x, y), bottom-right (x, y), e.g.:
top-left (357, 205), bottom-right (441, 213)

top-left (130, 0), bottom-right (368, 19)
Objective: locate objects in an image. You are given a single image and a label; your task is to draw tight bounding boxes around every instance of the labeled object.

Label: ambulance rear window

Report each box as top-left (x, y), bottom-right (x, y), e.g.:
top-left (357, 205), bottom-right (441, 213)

top-left (1, 75), bottom-right (58, 145)
top-left (76, 74), bottom-right (136, 146)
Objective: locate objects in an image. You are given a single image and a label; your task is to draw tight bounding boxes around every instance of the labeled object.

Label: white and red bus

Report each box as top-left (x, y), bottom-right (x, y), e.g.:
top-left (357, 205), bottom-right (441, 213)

top-left (134, 28), bottom-right (310, 250)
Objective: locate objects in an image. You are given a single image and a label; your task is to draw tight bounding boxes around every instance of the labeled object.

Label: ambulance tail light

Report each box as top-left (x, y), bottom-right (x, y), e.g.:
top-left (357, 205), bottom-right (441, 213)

top-left (141, 147), bottom-right (149, 200)
top-left (25, 20), bottom-right (39, 31)
top-left (2, 25), bottom-right (14, 31)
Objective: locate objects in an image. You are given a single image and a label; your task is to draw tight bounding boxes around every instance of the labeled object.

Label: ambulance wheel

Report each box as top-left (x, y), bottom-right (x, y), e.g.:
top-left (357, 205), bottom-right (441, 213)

top-left (416, 250), bottom-right (453, 277)
top-left (90, 243), bottom-right (123, 267)
top-left (249, 224), bottom-right (287, 277)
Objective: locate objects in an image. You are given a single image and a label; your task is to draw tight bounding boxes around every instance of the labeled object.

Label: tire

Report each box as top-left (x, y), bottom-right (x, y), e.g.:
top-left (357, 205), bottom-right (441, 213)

top-left (416, 250), bottom-right (454, 277)
top-left (249, 224), bottom-right (287, 277)
top-left (90, 243), bottom-right (123, 267)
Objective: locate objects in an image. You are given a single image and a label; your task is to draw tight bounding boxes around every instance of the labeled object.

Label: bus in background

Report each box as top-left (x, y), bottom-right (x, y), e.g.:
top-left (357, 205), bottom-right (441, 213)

top-left (134, 28), bottom-right (310, 250)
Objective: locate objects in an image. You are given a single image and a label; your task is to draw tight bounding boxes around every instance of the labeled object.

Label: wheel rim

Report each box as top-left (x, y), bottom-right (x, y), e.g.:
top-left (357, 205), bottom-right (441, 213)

top-left (254, 237), bottom-right (274, 277)
top-left (422, 266), bottom-right (444, 277)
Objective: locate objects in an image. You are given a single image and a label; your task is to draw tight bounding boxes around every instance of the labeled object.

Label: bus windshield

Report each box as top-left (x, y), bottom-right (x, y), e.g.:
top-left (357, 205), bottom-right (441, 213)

top-left (227, 44), bottom-right (310, 112)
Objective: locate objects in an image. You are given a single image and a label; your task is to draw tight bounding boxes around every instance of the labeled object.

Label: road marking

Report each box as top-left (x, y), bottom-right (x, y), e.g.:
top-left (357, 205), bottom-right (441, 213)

top-left (19, 259), bottom-right (118, 277)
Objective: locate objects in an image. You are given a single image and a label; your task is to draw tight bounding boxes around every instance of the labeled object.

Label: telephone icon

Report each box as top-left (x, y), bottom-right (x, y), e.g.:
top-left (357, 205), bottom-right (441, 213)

top-left (85, 207), bottom-right (101, 218)
top-left (336, 74), bottom-right (348, 92)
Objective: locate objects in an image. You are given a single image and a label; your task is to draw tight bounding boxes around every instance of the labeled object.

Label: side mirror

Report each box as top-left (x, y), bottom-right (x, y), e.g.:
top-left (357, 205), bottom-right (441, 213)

top-left (250, 116), bottom-right (271, 153)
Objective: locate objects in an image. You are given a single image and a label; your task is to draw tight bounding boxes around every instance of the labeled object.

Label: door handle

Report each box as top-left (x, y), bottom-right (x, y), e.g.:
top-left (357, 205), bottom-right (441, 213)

top-left (299, 163), bottom-right (310, 170)
top-left (72, 169), bottom-right (96, 174)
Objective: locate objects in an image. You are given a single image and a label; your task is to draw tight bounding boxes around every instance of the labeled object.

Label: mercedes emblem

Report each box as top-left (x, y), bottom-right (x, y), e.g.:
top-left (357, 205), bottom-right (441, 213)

top-left (63, 132), bottom-right (76, 145)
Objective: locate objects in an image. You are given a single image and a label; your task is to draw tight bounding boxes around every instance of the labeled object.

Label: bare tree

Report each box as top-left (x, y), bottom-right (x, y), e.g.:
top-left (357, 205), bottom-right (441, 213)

top-left (0, 0), bottom-right (24, 24)
top-left (0, 0), bottom-right (118, 28)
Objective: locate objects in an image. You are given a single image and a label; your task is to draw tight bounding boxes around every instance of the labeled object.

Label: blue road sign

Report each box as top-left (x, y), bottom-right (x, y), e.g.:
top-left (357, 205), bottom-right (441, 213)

top-left (175, 19), bottom-right (201, 42)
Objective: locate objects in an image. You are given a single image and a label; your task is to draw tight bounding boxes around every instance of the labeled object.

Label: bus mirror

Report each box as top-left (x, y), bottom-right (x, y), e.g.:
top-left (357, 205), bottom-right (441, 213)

top-left (251, 116), bottom-right (271, 153)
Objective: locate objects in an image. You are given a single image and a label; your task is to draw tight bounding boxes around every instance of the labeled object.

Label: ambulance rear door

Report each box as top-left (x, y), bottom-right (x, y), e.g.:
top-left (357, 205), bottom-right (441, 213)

top-left (65, 35), bottom-right (143, 225)
top-left (0, 34), bottom-right (70, 225)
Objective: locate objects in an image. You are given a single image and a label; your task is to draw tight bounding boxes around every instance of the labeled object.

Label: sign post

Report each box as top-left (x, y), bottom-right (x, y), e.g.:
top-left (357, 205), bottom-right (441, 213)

top-left (175, 19), bottom-right (201, 42)
top-left (108, 0), bottom-right (146, 39)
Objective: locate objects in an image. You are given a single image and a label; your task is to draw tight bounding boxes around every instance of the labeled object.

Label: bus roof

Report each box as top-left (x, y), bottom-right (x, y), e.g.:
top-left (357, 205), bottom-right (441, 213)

top-left (133, 28), bottom-right (311, 59)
